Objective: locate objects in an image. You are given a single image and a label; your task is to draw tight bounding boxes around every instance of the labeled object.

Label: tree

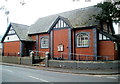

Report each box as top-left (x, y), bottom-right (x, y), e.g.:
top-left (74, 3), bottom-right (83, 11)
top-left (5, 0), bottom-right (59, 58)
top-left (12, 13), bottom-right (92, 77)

top-left (94, 1), bottom-right (120, 23)
top-left (94, 1), bottom-right (120, 34)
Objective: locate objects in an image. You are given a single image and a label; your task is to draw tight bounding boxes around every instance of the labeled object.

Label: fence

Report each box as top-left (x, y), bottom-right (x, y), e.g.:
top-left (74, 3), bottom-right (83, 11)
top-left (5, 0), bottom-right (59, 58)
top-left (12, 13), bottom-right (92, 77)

top-left (29, 50), bottom-right (46, 59)
top-left (56, 52), bottom-right (111, 61)
top-left (5, 50), bottom-right (112, 61)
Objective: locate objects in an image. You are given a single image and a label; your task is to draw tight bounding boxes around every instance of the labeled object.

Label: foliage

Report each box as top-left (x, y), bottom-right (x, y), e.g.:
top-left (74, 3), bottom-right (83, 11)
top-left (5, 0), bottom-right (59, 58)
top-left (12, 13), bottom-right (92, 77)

top-left (94, 1), bottom-right (120, 23)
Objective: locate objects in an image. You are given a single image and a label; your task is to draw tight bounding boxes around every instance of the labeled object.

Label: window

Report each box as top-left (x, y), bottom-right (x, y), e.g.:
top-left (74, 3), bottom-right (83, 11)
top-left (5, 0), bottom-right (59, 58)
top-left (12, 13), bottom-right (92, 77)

top-left (54, 19), bottom-right (69, 28)
top-left (40, 36), bottom-right (49, 48)
top-left (99, 33), bottom-right (110, 40)
top-left (76, 32), bottom-right (89, 47)
top-left (7, 37), bottom-right (9, 40)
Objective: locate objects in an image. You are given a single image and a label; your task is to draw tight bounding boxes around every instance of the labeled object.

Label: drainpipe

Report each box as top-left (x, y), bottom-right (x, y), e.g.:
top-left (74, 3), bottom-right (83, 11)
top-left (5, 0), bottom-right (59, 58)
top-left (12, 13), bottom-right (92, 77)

top-left (93, 28), bottom-right (98, 61)
top-left (36, 35), bottom-right (39, 56)
top-left (50, 31), bottom-right (53, 59)
top-left (20, 42), bottom-right (24, 57)
top-left (68, 28), bottom-right (72, 60)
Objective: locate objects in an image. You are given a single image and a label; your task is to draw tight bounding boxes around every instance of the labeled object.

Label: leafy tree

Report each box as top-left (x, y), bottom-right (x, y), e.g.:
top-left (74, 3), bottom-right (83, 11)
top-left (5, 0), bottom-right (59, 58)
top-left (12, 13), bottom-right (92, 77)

top-left (94, 1), bottom-right (120, 34)
top-left (94, 1), bottom-right (120, 23)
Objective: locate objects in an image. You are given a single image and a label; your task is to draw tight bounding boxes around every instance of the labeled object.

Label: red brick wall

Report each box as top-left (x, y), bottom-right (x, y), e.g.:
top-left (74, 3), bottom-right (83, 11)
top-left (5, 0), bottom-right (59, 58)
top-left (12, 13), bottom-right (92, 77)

top-left (4, 41), bottom-right (20, 56)
top-left (98, 41), bottom-right (116, 60)
top-left (31, 35), bottom-right (36, 50)
top-left (74, 29), bottom-right (94, 60)
top-left (53, 29), bottom-right (69, 59)
top-left (31, 34), bottom-right (50, 57)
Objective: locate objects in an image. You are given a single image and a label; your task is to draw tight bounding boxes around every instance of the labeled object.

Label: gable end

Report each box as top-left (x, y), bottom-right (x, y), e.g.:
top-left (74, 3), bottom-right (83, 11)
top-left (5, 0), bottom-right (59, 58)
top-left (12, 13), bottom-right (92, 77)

top-left (48, 16), bottom-right (72, 32)
top-left (1, 23), bottom-right (20, 43)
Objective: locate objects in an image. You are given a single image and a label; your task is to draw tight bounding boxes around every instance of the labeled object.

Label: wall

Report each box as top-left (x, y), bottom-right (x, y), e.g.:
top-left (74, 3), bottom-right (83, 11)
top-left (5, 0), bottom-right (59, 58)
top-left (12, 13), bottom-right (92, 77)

top-left (49, 60), bottom-right (119, 70)
top-left (4, 35), bottom-right (19, 42)
top-left (31, 34), bottom-right (50, 57)
top-left (31, 35), bottom-right (37, 50)
top-left (98, 41), bottom-right (116, 60)
top-left (38, 34), bottom-right (49, 52)
top-left (74, 29), bottom-right (94, 60)
top-left (2, 56), bottom-right (32, 65)
top-left (53, 29), bottom-right (69, 59)
top-left (3, 41), bottom-right (20, 56)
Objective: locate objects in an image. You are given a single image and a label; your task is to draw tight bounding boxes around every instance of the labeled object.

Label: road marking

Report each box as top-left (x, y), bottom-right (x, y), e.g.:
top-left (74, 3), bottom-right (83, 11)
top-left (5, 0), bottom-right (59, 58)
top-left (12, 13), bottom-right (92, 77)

top-left (106, 77), bottom-right (117, 79)
top-left (3, 69), bottom-right (13, 73)
top-left (29, 76), bottom-right (49, 82)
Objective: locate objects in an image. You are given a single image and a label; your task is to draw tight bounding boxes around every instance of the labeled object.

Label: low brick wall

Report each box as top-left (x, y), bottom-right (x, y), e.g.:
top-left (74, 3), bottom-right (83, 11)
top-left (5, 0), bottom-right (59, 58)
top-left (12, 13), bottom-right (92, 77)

top-left (21, 57), bottom-right (33, 65)
top-left (2, 56), bottom-right (19, 64)
top-left (49, 60), bottom-right (120, 70)
top-left (2, 56), bottom-right (33, 65)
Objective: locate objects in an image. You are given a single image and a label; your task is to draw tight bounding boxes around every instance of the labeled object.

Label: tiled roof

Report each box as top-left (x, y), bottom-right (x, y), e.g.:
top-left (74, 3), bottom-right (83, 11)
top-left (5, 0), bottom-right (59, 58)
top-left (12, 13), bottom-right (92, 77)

top-left (28, 6), bottom-right (102, 34)
top-left (11, 23), bottom-right (33, 41)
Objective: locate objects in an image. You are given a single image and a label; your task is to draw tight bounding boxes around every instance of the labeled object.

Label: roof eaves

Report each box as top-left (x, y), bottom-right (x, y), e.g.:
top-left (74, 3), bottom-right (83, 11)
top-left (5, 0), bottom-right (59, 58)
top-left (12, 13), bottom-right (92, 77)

top-left (99, 31), bottom-right (117, 41)
top-left (28, 32), bottom-right (48, 36)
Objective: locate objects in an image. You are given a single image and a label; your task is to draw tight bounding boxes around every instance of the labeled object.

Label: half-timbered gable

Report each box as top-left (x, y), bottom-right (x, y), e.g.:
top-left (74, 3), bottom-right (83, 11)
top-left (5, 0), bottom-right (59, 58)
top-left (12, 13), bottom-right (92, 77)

top-left (4, 27), bottom-right (19, 42)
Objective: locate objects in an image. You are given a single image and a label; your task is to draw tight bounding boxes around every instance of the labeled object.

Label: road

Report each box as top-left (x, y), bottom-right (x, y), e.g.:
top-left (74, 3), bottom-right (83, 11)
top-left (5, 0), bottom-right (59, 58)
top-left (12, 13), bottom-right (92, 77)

top-left (0, 65), bottom-right (119, 82)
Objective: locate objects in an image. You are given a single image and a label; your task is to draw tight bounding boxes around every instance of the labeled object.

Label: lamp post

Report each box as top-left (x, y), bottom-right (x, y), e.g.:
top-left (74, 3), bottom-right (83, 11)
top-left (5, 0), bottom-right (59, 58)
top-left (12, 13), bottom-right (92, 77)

top-left (0, 6), bottom-right (10, 26)
top-left (5, 10), bottom-right (9, 26)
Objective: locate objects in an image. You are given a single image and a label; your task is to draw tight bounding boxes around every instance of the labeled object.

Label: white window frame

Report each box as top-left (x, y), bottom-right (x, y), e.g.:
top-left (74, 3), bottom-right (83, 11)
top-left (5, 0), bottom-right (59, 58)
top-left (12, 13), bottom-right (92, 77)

top-left (76, 32), bottom-right (90, 47)
top-left (40, 36), bottom-right (49, 49)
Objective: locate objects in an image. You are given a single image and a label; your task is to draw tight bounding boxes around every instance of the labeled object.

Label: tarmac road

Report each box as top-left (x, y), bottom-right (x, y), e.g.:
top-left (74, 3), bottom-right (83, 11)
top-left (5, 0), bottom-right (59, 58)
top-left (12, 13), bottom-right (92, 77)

top-left (0, 65), bottom-right (119, 82)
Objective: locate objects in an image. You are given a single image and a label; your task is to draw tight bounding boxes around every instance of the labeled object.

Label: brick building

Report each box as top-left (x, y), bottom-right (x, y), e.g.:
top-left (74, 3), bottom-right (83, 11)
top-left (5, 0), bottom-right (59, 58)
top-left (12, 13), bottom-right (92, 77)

top-left (1, 6), bottom-right (120, 61)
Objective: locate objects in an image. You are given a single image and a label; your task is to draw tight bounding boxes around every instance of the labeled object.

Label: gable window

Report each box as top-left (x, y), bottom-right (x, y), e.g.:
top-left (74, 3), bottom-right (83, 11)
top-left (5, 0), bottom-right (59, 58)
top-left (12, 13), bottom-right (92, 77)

top-left (76, 32), bottom-right (89, 47)
top-left (54, 19), bottom-right (69, 28)
top-left (40, 36), bottom-right (49, 48)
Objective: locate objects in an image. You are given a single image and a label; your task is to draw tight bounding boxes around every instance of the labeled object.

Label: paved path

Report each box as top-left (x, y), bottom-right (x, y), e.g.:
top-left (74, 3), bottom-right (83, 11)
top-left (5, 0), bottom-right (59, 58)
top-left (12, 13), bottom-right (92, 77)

top-left (1, 65), bottom-right (119, 82)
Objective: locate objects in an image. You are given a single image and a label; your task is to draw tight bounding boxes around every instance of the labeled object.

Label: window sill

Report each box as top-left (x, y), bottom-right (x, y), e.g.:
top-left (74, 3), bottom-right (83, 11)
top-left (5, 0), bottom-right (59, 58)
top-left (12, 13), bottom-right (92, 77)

top-left (40, 48), bottom-right (49, 49)
top-left (76, 46), bottom-right (89, 48)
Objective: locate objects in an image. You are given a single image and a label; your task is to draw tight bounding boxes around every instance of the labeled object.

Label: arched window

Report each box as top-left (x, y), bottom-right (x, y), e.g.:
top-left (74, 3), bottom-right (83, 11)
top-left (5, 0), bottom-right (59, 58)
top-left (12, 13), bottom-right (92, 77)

top-left (40, 36), bottom-right (49, 48)
top-left (76, 32), bottom-right (89, 47)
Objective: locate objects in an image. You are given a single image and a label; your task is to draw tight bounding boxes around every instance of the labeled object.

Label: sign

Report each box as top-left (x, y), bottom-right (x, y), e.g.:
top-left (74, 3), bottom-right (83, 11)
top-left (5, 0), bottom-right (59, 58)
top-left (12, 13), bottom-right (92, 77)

top-left (58, 44), bottom-right (64, 52)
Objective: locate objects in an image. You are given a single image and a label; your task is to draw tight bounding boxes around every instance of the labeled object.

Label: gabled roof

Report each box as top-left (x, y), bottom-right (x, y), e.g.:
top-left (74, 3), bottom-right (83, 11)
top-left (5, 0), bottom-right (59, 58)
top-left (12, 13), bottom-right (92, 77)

top-left (1, 23), bottom-right (33, 42)
top-left (11, 23), bottom-right (33, 41)
top-left (28, 6), bottom-right (102, 35)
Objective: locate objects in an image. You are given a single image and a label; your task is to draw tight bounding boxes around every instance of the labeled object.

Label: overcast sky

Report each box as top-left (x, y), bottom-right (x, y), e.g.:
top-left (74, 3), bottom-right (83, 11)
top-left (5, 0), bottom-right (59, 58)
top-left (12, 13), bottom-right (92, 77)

top-left (0, 0), bottom-right (118, 35)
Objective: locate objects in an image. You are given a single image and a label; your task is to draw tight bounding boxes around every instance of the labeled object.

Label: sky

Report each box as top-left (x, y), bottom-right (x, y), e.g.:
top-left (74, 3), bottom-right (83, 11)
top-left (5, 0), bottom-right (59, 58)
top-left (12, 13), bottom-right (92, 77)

top-left (0, 0), bottom-right (119, 35)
